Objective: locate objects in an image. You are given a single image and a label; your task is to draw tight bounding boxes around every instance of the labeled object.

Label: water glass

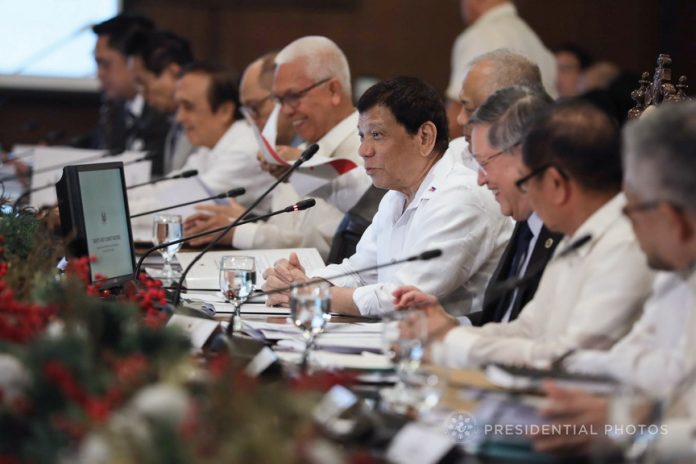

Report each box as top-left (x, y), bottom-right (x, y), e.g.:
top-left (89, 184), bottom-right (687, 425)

top-left (219, 256), bottom-right (256, 334)
top-left (290, 281), bottom-right (332, 368)
top-left (152, 214), bottom-right (183, 279)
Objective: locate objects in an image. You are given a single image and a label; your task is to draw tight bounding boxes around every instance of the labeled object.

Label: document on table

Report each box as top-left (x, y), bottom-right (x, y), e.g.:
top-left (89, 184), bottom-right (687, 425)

top-left (275, 350), bottom-right (392, 371)
top-left (176, 248), bottom-right (325, 289)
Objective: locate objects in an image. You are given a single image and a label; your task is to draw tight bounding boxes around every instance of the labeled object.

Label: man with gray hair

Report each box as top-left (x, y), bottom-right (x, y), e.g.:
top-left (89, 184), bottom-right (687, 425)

top-left (460, 86), bottom-right (560, 326)
top-left (445, 0), bottom-right (556, 135)
top-left (186, 36), bottom-right (371, 259)
top-left (446, 49), bottom-right (547, 167)
top-left (530, 101), bottom-right (696, 460)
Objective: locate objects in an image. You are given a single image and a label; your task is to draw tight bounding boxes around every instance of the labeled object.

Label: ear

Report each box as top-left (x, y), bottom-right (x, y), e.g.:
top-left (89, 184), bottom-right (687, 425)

top-left (546, 166), bottom-right (571, 205)
top-left (164, 63), bottom-right (181, 79)
top-left (417, 121), bottom-right (438, 157)
top-left (328, 79), bottom-right (343, 106)
top-left (216, 101), bottom-right (236, 125)
top-left (662, 204), bottom-right (696, 244)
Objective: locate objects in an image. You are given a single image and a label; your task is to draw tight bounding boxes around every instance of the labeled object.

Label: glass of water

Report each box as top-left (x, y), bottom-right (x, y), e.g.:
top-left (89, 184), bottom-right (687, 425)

top-left (381, 309), bottom-right (427, 409)
top-left (219, 256), bottom-right (256, 334)
top-left (152, 214), bottom-right (183, 279)
top-left (290, 281), bottom-right (332, 368)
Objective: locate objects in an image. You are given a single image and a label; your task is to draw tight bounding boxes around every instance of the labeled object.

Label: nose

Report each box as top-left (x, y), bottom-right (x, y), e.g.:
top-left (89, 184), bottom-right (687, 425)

top-left (175, 106), bottom-right (185, 124)
top-left (456, 106), bottom-right (470, 129)
top-left (477, 167), bottom-right (487, 186)
top-left (279, 100), bottom-right (295, 116)
top-left (358, 139), bottom-right (374, 159)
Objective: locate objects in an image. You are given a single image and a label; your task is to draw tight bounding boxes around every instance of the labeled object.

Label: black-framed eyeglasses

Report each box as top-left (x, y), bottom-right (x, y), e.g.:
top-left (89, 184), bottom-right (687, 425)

top-left (273, 77), bottom-right (331, 108)
top-left (621, 201), bottom-right (661, 218)
top-left (241, 94), bottom-right (274, 118)
top-left (515, 164), bottom-right (552, 193)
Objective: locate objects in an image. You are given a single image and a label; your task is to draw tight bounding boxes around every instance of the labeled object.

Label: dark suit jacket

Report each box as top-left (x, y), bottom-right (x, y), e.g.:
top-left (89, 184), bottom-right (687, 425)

top-left (468, 221), bottom-right (562, 326)
top-left (75, 97), bottom-right (170, 176)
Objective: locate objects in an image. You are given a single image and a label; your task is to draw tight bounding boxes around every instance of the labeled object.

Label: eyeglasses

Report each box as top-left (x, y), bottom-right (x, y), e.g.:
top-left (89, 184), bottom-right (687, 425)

top-left (621, 201), bottom-right (661, 218)
top-left (471, 149), bottom-right (505, 175)
top-left (472, 142), bottom-right (520, 175)
top-left (273, 77), bottom-right (331, 109)
top-left (515, 164), bottom-right (562, 193)
top-left (241, 95), bottom-right (274, 118)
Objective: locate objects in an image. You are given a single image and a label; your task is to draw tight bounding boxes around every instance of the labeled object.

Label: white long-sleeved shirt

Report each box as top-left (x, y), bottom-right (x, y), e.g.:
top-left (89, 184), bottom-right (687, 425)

top-left (179, 119), bottom-right (272, 213)
top-left (233, 111), bottom-right (371, 259)
top-left (566, 271), bottom-right (696, 397)
top-left (446, 2), bottom-right (558, 100)
top-left (309, 150), bottom-right (513, 316)
top-left (432, 194), bottom-right (655, 369)
top-left (651, 268), bottom-right (696, 460)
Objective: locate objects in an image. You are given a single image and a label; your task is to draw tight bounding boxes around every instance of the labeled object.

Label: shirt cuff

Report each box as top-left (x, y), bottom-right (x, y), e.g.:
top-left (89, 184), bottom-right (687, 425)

top-left (352, 284), bottom-right (396, 317)
top-left (431, 326), bottom-right (480, 368)
top-left (232, 222), bottom-right (260, 249)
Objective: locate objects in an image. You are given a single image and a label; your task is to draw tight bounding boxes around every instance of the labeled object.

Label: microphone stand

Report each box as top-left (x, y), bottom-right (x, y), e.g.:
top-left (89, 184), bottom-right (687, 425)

top-left (248, 249), bottom-right (444, 300)
top-left (134, 199), bottom-right (316, 278)
top-left (13, 154), bottom-right (154, 208)
top-left (485, 234), bottom-right (593, 304)
top-left (0, 150), bottom-right (111, 182)
top-left (127, 169), bottom-right (198, 190)
top-left (129, 188), bottom-right (245, 219)
top-left (171, 143), bottom-right (320, 308)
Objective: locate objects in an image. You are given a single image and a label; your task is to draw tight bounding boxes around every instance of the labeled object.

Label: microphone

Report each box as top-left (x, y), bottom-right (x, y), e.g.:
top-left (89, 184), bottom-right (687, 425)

top-left (250, 248), bottom-right (443, 299)
top-left (127, 169), bottom-right (198, 190)
top-left (134, 198), bottom-right (317, 278)
top-left (129, 188), bottom-right (246, 219)
top-left (171, 143), bottom-right (320, 307)
top-left (485, 234), bottom-right (593, 303)
top-left (0, 150), bottom-right (110, 182)
top-left (13, 154), bottom-right (155, 208)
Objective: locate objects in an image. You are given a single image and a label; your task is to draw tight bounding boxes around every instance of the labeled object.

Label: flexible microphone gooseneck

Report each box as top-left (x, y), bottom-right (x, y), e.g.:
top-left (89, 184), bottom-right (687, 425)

top-left (1, 150), bottom-right (111, 182)
top-left (13, 154), bottom-right (155, 208)
top-left (248, 249), bottom-right (443, 300)
top-left (171, 143), bottom-right (320, 306)
top-left (129, 188), bottom-right (246, 219)
top-left (126, 169), bottom-right (198, 190)
top-left (485, 234), bottom-right (593, 303)
top-left (134, 198), bottom-right (316, 279)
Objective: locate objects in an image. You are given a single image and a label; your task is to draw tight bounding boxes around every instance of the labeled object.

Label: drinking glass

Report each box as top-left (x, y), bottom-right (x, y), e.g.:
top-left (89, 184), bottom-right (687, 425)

top-left (152, 214), bottom-right (183, 280)
top-left (290, 281), bottom-right (332, 368)
top-left (381, 309), bottom-right (427, 410)
top-left (219, 256), bottom-right (256, 334)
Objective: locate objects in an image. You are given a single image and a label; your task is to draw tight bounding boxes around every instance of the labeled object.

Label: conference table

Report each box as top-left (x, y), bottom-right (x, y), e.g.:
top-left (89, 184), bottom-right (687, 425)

top-left (141, 249), bottom-right (612, 464)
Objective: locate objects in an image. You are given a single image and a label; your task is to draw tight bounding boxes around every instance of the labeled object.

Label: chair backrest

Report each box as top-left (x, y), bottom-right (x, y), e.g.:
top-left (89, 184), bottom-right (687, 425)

top-left (628, 54), bottom-right (690, 120)
top-left (327, 185), bottom-right (386, 264)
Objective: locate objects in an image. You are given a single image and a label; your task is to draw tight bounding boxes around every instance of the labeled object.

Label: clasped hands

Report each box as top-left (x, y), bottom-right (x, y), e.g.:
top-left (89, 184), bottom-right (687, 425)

top-left (183, 199), bottom-right (247, 246)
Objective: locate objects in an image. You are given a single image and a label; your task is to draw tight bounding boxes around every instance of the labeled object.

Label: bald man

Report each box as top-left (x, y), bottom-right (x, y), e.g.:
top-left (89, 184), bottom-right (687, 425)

top-left (445, 0), bottom-right (556, 136)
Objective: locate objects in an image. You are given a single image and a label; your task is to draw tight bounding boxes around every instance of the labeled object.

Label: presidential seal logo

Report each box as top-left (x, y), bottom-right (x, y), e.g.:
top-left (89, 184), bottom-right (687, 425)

top-left (446, 411), bottom-right (477, 443)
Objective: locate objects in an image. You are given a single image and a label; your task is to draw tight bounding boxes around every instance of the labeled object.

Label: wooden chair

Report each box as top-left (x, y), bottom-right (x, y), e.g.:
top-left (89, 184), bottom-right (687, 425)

top-left (628, 54), bottom-right (690, 120)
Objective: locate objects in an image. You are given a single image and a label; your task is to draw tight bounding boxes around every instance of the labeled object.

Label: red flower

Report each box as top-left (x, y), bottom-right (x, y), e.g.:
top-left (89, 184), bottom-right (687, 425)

top-left (84, 397), bottom-right (110, 423)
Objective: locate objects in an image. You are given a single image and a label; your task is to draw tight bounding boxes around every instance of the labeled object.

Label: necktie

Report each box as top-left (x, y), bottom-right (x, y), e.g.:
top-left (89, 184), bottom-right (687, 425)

top-left (495, 221), bottom-right (534, 322)
top-left (508, 222), bottom-right (534, 279)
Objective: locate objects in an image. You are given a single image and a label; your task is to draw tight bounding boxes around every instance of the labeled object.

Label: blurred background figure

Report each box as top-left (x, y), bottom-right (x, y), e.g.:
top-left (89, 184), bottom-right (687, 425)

top-left (126, 30), bottom-right (196, 175)
top-left (445, 0), bottom-right (557, 137)
top-left (553, 42), bottom-right (593, 98)
top-left (79, 14), bottom-right (170, 172)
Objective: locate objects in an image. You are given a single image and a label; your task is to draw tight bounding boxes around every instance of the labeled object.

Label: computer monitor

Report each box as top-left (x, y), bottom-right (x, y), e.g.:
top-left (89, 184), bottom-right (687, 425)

top-left (56, 162), bottom-right (136, 288)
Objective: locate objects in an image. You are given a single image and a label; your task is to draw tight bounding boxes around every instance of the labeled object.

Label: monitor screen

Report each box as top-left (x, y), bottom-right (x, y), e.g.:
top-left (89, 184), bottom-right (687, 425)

top-left (78, 167), bottom-right (133, 281)
top-left (57, 162), bottom-right (136, 287)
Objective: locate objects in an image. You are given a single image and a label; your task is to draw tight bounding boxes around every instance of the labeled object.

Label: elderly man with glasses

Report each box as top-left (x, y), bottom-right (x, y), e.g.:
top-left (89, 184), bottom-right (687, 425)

top-left (395, 101), bottom-right (655, 370)
top-left (184, 36), bottom-right (371, 259)
top-left (440, 86), bottom-right (562, 327)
